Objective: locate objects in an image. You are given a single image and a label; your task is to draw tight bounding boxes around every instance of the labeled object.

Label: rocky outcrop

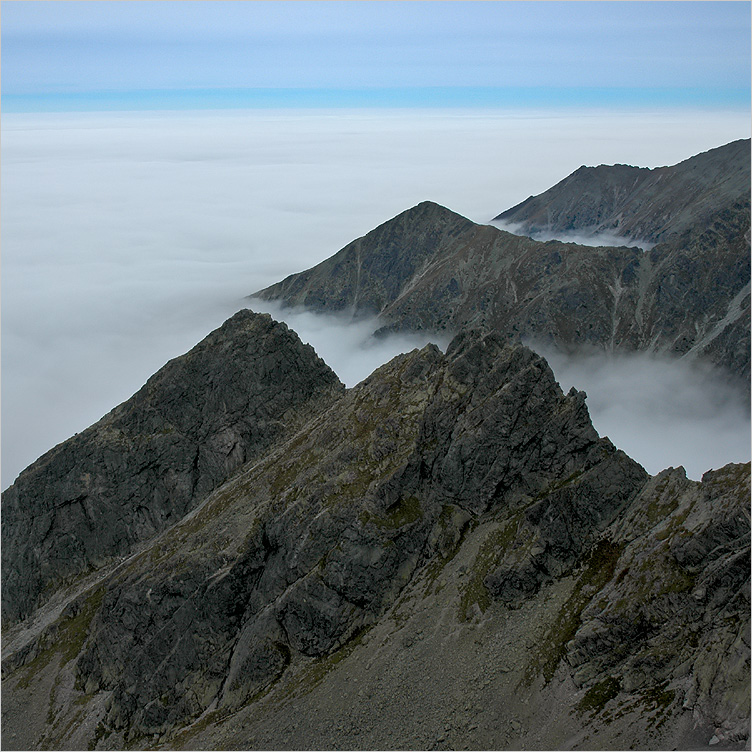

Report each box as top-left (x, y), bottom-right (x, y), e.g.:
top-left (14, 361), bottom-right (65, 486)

top-left (1, 310), bottom-right (344, 625)
top-left (59, 331), bottom-right (646, 739)
top-left (566, 462), bottom-right (751, 746)
top-left (1, 316), bottom-right (748, 750)
top-left (494, 139), bottom-right (751, 244)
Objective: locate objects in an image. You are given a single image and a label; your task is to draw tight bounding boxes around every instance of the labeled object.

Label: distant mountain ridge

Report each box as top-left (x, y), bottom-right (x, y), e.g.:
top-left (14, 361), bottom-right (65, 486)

top-left (494, 139), bottom-right (751, 244)
top-left (255, 149), bottom-right (751, 384)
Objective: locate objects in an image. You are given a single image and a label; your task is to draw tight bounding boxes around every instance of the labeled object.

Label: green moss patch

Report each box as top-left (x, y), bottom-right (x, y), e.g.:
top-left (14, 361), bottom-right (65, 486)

top-left (577, 675), bottom-right (622, 716)
top-left (361, 495), bottom-right (423, 530)
top-left (532, 470), bottom-right (584, 500)
top-left (17, 586), bottom-right (106, 689)
top-left (458, 514), bottom-right (521, 622)
top-left (605, 681), bottom-right (678, 730)
top-left (531, 538), bottom-right (623, 684)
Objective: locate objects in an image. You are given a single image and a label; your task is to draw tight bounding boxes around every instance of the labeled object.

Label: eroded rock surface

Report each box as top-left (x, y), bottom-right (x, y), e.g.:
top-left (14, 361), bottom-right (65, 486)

top-left (566, 463), bottom-right (751, 746)
top-left (1, 319), bottom-right (748, 752)
top-left (1, 310), bottom-right (344, 625)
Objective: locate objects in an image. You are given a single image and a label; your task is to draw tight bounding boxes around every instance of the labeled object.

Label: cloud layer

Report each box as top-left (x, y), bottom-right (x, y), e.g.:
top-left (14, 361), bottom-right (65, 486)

top-left (531, 344), bottom-right (750, 480)
top-left (491, 220), bottom-right (654, 251)
top-left (2, 108), bottom-right (750, 488)
top-left (246, 301), bottom-right (451, 389)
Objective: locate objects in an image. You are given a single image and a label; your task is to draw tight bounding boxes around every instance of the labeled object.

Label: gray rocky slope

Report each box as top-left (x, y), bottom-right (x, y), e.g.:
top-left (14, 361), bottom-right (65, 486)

top-left (494, 138), bottom-right (751, 244)
top-left (1, 311), bottom-right (344, 626)
top-left (2, 311), bottom-right (749, 750)
top-left (254, 192), bottom-right (750, 384)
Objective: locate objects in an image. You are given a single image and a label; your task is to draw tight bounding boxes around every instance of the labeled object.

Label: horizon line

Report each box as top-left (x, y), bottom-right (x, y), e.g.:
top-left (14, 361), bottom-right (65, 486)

top-left (4, 85), bottom-right (750, 114)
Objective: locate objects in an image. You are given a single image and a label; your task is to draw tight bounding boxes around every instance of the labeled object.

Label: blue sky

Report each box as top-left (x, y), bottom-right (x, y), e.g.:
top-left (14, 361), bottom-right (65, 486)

top-left (2, 1), bottom-right (750, 110)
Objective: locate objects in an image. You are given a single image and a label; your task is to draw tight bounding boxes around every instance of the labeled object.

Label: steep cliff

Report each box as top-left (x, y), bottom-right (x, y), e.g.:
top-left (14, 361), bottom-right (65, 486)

top-left (2, 318), bottom-right (748, 751)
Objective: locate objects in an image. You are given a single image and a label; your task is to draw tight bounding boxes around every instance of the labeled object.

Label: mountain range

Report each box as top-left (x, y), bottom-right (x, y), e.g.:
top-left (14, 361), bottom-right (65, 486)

top-left (495, 138), bottom-right (750, 244)
top-left (254, 139), bottom-right (750, 387)
top-left (2, 140), bottom-right (749, 751)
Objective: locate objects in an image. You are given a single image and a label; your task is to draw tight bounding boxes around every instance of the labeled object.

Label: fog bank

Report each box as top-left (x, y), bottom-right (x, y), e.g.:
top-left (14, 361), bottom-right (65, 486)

top-left (3, 108), bottom-right (749, 488)
top-left (534, 345), bottom-right (750, 480)
top-left (247, 300), bottom-right (451, 388)
top-left (492, 220), bottom-right (654, 250)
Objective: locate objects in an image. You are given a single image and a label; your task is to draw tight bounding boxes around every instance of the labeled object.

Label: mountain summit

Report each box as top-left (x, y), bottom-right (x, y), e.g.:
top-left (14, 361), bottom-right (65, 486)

top-left (2, 317), bottom-right (748, 750)
top-left (1, 310), bottom-right (343, 625)
top-left (494, 139), bottom-right (751, 244)
top-left (255, 141), bottom-right (751, 384)
top-left (255, 200), bottom-right (476, 316)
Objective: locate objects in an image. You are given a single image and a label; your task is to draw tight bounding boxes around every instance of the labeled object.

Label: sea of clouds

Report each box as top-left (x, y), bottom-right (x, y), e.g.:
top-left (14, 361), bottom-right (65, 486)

top-left (2, 107), bottom-right (750, 487)
top-left (531, 344), bottom-right (750, 479)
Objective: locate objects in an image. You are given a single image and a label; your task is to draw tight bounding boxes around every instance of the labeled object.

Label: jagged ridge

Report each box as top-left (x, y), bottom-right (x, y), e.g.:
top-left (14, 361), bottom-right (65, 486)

top-left (2, 316), bottom-right (748, 750)
top-left (1, 310), bottom-right (344, 626)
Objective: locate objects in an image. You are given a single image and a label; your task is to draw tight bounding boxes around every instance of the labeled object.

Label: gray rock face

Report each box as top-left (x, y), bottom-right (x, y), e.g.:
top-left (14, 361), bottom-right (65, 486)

top-left (484, 442), bottom-right (647, 603)
top-left (1, 310), bottom-right (344, 625)
top-left (3, 327), bottom-right (651, 743)
top-left (566, 462), bottom-right (751, 745)
top-left (1, 314), bottom-right (748, 750)
top-left (495, 139), bottom-right (751, 244)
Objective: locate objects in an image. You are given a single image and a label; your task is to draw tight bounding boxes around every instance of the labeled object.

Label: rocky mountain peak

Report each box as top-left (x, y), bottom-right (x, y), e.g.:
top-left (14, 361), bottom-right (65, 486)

top-left (392, 199), bottom-right (470, 222)
top-left (253, 201), bottom-right (478, 315)
top-left (2, 311), bottom-right (748, 750)
top-left (1, 309), bottom-right (344, 626)
top-left (495, 138), bottom-right (751, 243)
